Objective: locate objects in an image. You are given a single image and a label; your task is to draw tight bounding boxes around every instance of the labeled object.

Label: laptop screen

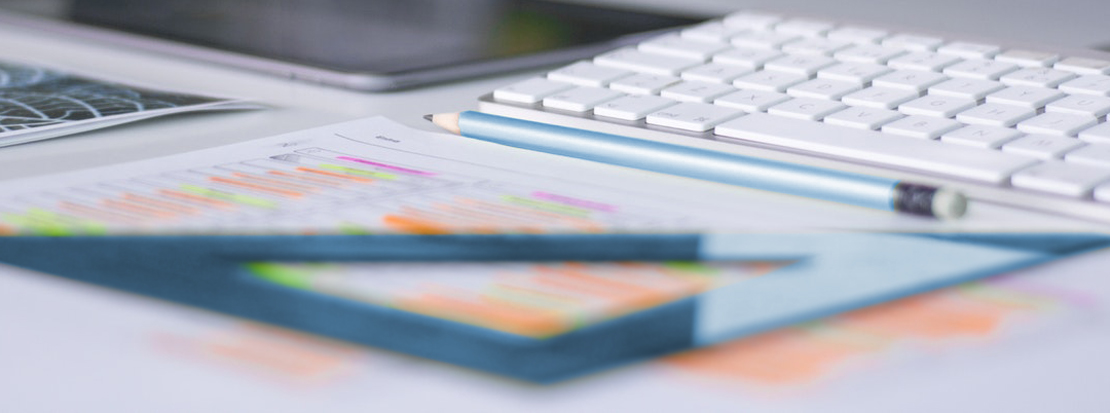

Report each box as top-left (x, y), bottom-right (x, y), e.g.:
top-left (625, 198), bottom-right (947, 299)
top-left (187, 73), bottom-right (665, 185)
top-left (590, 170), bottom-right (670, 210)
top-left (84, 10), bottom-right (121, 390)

top-left (5, 0), bottom-right (701, 74)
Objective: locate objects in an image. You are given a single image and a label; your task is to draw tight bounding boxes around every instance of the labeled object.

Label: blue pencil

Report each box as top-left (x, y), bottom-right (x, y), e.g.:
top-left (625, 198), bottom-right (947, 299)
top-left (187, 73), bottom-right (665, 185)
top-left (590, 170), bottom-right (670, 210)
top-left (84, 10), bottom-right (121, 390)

top-left (428, 111), bottom-right (967, 219)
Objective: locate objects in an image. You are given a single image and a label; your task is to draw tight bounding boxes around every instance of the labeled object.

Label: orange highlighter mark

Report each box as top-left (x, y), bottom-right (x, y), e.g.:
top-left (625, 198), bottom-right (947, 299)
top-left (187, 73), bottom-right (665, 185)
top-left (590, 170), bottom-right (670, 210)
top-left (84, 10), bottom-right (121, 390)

top-left (123, 193), bottom-right (199, 214)
top-left (664, 286), bottom-right (1042, 386)
top-left (160, 189), bottom-right (237, 209)
top-left (152, 324), bottom-right (364, 384)
top-left (396, 293), bottom-right (571, 337)
top-left (839, 293), bottom-right (1009, 338)
top-left (382, 214), bottom-right (453, 234)
top-left (209, 176), bottom-right (304, 198)
top-left (666, 328), bottom-right (870, 385)
top-left (295, 167), bottom-right (373, 183)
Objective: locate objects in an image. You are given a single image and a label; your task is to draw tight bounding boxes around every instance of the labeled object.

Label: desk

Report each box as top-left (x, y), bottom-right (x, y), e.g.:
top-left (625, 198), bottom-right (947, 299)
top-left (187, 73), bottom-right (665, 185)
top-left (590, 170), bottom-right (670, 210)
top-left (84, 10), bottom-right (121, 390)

top-left (2, 1), bottom-right (1110, 411)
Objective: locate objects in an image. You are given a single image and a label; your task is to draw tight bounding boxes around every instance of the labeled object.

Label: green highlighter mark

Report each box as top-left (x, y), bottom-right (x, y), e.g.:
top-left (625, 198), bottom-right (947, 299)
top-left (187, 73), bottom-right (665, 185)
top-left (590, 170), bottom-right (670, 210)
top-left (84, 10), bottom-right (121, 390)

top-left (4, 208), bottom-right (106, 236)
top-left (663, 261), bottom-right (718, 275)
top-left (180, 184), bottom-right (277, 208)
top-left (501, 195), bottom-right (591, 217)
top-left (2, 212), bottom-right (70, 236)
top-left (318, 164), bottom-right (397, 180)
top-left (337, 223), bottom-right (374, 235)
top-left (245, 262), bottom-right (313, 289)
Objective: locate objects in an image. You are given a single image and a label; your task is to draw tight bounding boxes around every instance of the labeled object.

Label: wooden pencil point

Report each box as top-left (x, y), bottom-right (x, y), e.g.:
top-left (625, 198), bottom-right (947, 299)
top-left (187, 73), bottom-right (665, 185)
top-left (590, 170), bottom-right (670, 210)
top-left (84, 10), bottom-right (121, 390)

top-left (429, 112), bottom-right (462, 135)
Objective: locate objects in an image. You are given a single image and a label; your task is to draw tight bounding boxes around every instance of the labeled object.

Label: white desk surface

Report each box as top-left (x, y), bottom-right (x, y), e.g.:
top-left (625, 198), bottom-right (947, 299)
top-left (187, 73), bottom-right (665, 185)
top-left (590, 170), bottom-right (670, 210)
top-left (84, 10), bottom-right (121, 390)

top-left (3, 1), bottom-right (1110, 412)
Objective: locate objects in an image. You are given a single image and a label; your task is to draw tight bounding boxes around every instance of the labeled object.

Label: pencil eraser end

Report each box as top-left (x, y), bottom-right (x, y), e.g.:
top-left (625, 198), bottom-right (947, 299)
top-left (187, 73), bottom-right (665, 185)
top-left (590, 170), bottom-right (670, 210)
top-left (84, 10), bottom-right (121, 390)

top-left (931, 188), bottom-right (968, 220)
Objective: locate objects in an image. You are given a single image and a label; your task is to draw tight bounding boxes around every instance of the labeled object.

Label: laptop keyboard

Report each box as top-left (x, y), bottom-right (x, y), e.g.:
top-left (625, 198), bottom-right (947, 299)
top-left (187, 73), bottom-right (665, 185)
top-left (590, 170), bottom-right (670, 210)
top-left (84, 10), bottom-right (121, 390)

top-left (479, 10), bottom-right (1110, 223)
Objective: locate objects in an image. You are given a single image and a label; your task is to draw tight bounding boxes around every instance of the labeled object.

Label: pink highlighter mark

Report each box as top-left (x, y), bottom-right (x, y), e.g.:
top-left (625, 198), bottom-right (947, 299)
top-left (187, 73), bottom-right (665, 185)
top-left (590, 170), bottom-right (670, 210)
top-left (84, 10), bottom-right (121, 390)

top-left (531, 192), bottom-right (617, 212)
top-left (336, 156), bottom-right (437, 176)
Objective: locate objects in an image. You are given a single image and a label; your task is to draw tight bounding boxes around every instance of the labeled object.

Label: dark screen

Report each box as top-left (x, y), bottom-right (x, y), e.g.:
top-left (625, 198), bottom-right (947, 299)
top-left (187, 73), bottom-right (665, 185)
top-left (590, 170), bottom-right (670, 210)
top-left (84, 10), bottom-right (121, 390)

top-left (54, 0), bottom-right (700, 74)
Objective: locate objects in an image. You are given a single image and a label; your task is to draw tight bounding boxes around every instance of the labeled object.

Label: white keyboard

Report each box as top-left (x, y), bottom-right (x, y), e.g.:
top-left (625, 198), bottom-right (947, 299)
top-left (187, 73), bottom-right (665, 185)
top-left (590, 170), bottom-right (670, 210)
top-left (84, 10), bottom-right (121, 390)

top-left (479, 10), bottom-right (1110, 223)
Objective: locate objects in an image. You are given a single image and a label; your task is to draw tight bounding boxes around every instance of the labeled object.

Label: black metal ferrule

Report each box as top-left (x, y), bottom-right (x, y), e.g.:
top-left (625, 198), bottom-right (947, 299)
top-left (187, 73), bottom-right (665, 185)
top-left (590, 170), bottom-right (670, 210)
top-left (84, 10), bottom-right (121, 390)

top-left (893, 182), bottom-right (937, 217)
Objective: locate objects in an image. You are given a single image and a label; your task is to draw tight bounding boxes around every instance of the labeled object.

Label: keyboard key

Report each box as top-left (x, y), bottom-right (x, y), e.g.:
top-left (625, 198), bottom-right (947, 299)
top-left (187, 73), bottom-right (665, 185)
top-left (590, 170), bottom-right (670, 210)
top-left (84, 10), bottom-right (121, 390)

top-left (493, 78), bottom-right (574, 103)
top-left (547, 62), bottom-right (634, 87)
top-left (680, 22), bottom-right (748, 43)
top-left (826, 26), bottom-right (889, 44)
top-left (781, 38), bottom-right (851, 55)
top-left (714, 113), bottom-right (1037, 183)
top-left (714, 89), bottom-right (791, 112)
top-left (763, 55), bottom-right (837, 76)
top-left (639, 35), bottom-right (733, 60)
top-left (834, 44), bottom-right (907, 64)
top-left (542, 87), bottom-right (625, 112)
top-left (1058, 75), bottom-right (1110, 97)
top-left (767, 98), bottom-right (847, 121)
top-left (1065, 144), bottom-right (1110, 168)
top-left (927, 78), bottom-right (1005, 100)
top-left (1095, 183), bottom-right (1110, 203)
top-left (1011, 161), bottom-right (1110, 197)
top-left (595, 48), bottom-right (703, 76)
top-left (1079, 123), bottom-right (1110, 144)
top-left (999, 67), bottom-right (1077, 88)
top-left (986, 86), bottom-right (1065, 109)
top-left (731, 32), bottom-right (800, 49)
top-left (887, 52), bottom-right (962, 72)
top-left (774, 18), bottom-right (835, 37)
top-left (956, 103), bottom-right (1036, 127)
top-left (1016, 113), bottom-right (1098, 136)
top-left (1054, 57), bottom-right (1110, 75)
top-left (681, 63), bottom-right (754, 83)
top-left (609, 73), bottom-right (681, 95)
top-left (1002, 134), bottom-right (1086, 159)
top-left (940, 125), bottom-right (1023, 148)
top-left (712, 48), bottom-right (784, 69)
top-left (786, 78), bottom-right (862, 100)
top-left (723, 11), bottom-right (782, 31)
top-left (882, 34), bottom-right (945, 52)
top-left (872, 70), bottom-right (949, 93)
top-left (881, 115), bottom-right (962, 139)
top-left (817, 63), bottom-right (893, 85)
top-left (841, 87), bottom-right (919, 109)
top-left (1045, 95), bottom-right (1110, 118)
top-left (646, 102), bottom-right (744, 131)
top-left (898, 95), bottom-right (976, 118)
top-left (593, 95), bottom-right (678, 121)
top-left (995, 49), bottom-right (1060, 67)
top-left (823, 106), bottom-right (904, 130)
top-left (943, 59), bottom-right (1020, 80)
top-left (660, 81), bottom-right (737, 103)
top-left (732, 71), bottom-right (808, 92)
top-left (936, 42), bottom-right (1001, 59)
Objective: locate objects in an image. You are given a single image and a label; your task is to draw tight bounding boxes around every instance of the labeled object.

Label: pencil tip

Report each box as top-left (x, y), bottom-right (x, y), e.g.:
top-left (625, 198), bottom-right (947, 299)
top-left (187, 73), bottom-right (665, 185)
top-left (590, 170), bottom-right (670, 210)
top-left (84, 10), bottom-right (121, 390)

top-left (426, 112), bottom-right (461, 134)
top-left (423, 114), bottom-right (434, 122)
